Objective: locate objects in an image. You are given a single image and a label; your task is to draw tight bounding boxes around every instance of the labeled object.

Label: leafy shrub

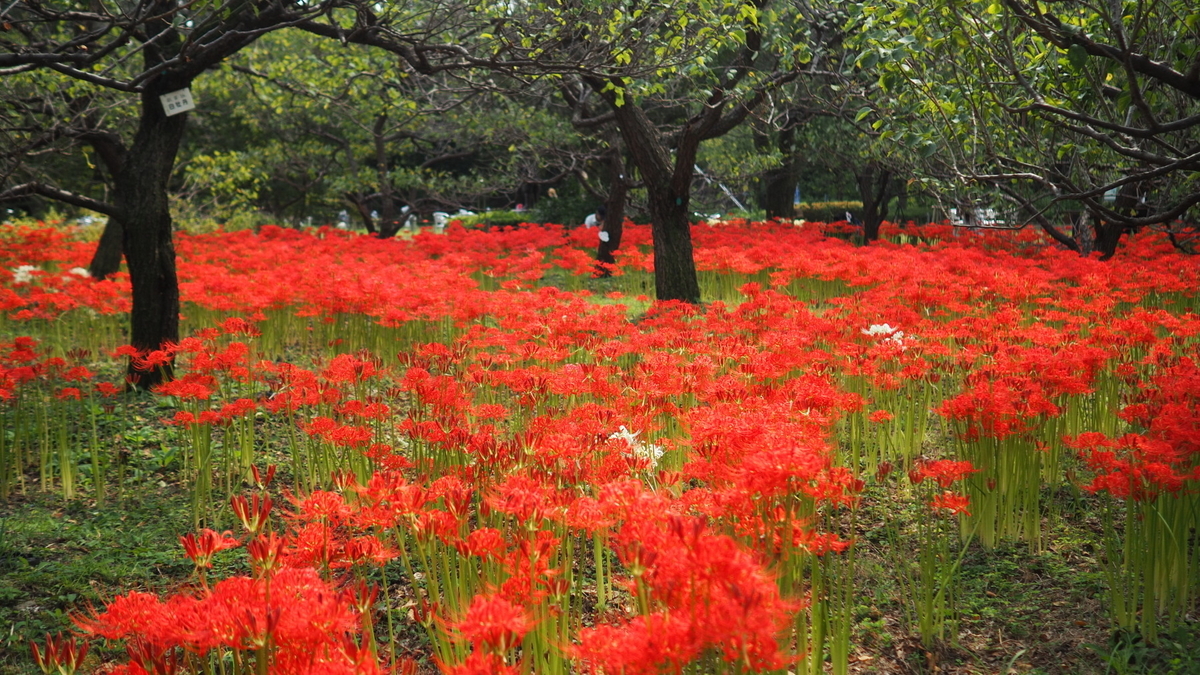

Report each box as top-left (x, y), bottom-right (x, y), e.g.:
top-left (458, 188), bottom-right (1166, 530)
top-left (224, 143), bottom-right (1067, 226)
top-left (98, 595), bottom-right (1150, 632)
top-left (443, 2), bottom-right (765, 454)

top-left (797, 201), bottom-right (863, 223)
top-left (455, 210), bottom-right (536, 229)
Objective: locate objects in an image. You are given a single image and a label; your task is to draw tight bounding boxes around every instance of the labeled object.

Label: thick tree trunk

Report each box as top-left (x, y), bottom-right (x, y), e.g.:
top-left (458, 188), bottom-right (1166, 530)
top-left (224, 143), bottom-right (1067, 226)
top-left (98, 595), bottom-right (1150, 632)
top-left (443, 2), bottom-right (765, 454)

top-left (756, 120), bottom-right (796, 220)
top-left (345, 193), bottom-right (377, 234)
top-left (84, 130), bottom-right (128, 279)
top-left (373, 114), bottom-right (404, 239)
top-left (856, 164), bottom-right (892, 243)
top-left (1074, 210), bottom-right (1096, 256)
top-left (602, 95), bottom-right (701, 303)
top-left (115, 88), bottom-right (187, 389)
top-left (1096, 220), bottom-right (1124, 260)
top-left (88, 218), bottom-right (124, 279)
top-left (596, 140), bottom-right (627, 276)
top-left (644, 186), bottom-right (700, 303)
top-left (761, 160), bottom-right (796, 220)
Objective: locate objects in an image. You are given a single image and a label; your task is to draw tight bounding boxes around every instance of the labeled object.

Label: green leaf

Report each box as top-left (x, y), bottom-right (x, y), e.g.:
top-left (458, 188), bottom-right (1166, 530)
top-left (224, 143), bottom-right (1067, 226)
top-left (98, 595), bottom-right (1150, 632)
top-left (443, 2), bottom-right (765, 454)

top-left (1067, 44), bottom-right (1088, 71)
top-left (855, 106), bottom-right (873, 122)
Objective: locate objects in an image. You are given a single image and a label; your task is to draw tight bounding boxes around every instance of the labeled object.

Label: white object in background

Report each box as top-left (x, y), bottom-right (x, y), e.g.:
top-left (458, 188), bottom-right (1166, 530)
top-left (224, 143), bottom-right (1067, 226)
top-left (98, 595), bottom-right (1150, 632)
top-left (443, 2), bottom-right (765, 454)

top-left (598, 230), bottom-right (610, 242)
top-left (432, 212), bottom-right (450, 227)
top-left (584, 213), bottom-right (598, 227)
top-left (160, 89), bottom-right (195, 116)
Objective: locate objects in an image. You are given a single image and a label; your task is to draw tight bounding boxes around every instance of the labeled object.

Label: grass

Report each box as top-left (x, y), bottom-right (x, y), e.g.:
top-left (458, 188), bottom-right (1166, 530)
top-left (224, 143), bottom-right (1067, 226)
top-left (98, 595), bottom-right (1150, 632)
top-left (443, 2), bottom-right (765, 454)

top-left (1, 357), bottom-right (1197, 674)
top-left (0, 486), bottom-right (192, 674)
top-left (5, 429), bottom-right (1197, 674)
top-left (843, 483), bottom-right (1200, 674)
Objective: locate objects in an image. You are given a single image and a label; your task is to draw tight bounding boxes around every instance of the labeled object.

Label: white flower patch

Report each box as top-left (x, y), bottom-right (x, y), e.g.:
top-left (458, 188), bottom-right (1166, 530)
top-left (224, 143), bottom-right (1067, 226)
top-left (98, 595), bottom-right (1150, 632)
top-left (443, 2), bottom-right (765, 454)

top-left (69, 267), bottom-right (91, 278)
top-left (11, 265), bottom-right (39, 284)
top-left (862, 323), bottom-right (910, 347)
top-left (862, 323), bottom-right (898, 337)
top-left (609, 425), bottom-right (665, 469)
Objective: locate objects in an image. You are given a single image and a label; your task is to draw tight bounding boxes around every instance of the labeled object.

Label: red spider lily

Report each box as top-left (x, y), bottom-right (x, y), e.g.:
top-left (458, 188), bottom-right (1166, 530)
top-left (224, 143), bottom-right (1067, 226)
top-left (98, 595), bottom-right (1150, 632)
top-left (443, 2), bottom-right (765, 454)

top-left (342, 581), bottom-right (378, 619)
top-left (73, 592), bottom-right (169, 643)
top-left (216, 397), bottom-right (256, 419)
top-left (291, 490), bottom-right (352, 524)
top-left (124, 640), bottom-right (179, 675)
top-left (62, 366), bottom-right (93, 382)
top-left (179, 529), bottom-right (240, 568)
top-left (910, 459), bottom-right (978, 487)
top-left (342, 535), bottom-right (399, 567)
top-left (247, 532), bottom-right (287, 578)
top-left (154, 373), bottom-right (217, 400)
top-left (78, 568), bottom-right (360, 666)
top-left (11, 215), bottom-right (1200, 674)
top-left (30, 633), bottom-right (89, 675)
top-left (131, 348), bottom-right (175, 373)
top-left (251, 464), bottom-right (276, 489)
top-left (231, 494), bottom-right (273, 535)
top-left (930, 491), bottom-right (972, 516)
top-left (876, 461), bottom-right (895, 481)
top-left (220, 316), bottom-right (261, 336)
top-left (449, 594), bottom-right (533, 653)
top-left (412, 596), bottom-right (440, 629)
top-left (454, 527), bottom-right (507, 561)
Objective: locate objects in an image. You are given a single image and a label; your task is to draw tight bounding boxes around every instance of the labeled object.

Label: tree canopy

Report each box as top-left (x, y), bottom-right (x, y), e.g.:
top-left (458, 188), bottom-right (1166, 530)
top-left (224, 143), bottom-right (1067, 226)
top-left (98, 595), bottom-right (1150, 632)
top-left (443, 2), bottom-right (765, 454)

top-left (852, 0), bottom-right (1200, 255)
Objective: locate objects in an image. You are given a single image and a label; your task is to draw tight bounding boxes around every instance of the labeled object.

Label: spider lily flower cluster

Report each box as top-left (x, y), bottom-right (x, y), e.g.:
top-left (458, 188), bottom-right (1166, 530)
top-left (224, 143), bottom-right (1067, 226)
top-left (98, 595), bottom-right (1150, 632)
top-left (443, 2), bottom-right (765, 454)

top-left (3, 217), bottom-right (1200, 672)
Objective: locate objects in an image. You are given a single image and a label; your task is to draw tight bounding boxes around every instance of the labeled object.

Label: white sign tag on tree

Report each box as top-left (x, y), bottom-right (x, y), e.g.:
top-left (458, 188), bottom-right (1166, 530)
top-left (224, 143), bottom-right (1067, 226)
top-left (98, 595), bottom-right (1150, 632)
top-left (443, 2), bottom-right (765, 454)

top-left (159, 89), bottom-right (196, 116)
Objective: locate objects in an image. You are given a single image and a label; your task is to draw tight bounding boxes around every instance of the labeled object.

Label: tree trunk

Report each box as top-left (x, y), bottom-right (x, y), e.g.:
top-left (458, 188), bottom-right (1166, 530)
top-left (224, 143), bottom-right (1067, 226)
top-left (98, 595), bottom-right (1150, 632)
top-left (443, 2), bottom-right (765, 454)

top-left (115, 88), bottom-right (187, 389)
top-left (856, 164), bottom-right (892, 243)
top-left (1096, 220), bottom-right (1124, 260)
top-left (84, 130), bottom-right (128, 279)
top-left (760, 159), bottom-right (796, 220)
top-left (1074, 210), bottom-right (1096, 256)
top-left (88, 218), bottom-right (124, 279)
top-left (644, 185), bottom-right (700, 302)
top-left (596, 139), bottom-right (627, 276)
top-left (602, 95), bottom-right (700, 303)
top-left (756, 119), bottom-right (796, 220)
top-left (373, 114), bottom-right (404, 239)
top-left (345, 192), bottom-right (377, 234)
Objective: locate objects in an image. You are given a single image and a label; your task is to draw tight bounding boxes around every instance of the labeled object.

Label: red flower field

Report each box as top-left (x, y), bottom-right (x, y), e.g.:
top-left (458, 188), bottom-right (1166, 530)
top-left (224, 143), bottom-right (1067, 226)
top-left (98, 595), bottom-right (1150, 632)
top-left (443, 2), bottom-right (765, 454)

top-left (1, 219), bottom-right (1198, 674)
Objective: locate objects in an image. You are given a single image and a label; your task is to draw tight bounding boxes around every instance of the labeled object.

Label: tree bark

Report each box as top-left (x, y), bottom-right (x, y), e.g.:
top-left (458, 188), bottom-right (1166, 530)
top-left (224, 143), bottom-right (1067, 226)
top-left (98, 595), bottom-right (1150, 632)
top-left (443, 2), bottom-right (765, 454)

top-left (644, 185), bottom-right (700, 302)
top-left (372, 114), bottom-right (406, 239)
top-left (596, 137), bottom-right (627, 275)
top-left (84, 129), bottom-right (128, 279)
top-left (1096, 220), bottom-right (1125, 260)
top-left (756, 119), bottom-right (796, 220)
top-left (345, 192), bottom-right (377, 234)
top-left (116, 87), bottom-right (187, 389)
top-left (601, 93), bottom-right (701, 303)
top-left (856, 164), bottom-right (892, 243)
top-left (1074, 210), bottom-right (1096, 256)
top-left (88, 217), bottom-right (124, 279)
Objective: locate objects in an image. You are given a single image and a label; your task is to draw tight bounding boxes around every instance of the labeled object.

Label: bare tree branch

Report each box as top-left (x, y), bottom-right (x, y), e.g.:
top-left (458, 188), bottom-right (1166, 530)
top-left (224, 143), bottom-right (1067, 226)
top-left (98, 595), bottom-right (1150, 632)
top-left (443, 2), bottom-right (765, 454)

top-left (0, 182), bottom-right (121, 217)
